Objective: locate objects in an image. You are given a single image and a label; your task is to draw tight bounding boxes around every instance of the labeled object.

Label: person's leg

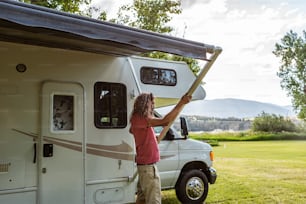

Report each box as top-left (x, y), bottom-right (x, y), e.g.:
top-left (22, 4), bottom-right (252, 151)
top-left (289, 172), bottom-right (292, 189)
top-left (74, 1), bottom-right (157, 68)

top-left (146, 165), bottom-right (161, 204)
top-left (137, 165), bottom-right (161, 204)
top-left (136, 174), bottom-right (146, 204)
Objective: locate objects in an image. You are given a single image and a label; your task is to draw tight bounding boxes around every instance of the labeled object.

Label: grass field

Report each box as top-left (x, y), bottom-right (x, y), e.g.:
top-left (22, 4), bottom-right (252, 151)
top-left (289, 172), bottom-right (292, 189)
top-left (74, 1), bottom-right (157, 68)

top-left (161, 141), bottom-right (306, 204)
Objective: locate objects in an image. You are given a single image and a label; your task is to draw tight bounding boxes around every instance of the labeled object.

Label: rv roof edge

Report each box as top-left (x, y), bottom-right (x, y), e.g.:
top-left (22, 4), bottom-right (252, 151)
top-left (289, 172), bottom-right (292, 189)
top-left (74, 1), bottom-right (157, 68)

top-left (0, 0), bottom-right (219, 60)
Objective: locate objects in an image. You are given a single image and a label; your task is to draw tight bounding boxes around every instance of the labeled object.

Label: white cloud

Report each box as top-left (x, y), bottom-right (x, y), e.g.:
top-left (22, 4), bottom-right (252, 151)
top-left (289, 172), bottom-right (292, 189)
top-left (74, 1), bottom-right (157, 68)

top-left (170, 0), bottom-right (306, 105)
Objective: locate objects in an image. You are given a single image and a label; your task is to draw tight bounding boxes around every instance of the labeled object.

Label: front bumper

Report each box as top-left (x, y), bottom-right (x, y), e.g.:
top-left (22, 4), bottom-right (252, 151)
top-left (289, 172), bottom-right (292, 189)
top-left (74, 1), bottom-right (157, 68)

top-left (207, 167), bottom-right (217, 184)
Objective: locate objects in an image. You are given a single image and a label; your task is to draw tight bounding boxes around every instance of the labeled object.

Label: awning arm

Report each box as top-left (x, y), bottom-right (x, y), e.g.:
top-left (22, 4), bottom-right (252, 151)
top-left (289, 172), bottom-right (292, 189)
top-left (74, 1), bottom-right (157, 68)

top-left (157, 46), bottom-right (222, 143)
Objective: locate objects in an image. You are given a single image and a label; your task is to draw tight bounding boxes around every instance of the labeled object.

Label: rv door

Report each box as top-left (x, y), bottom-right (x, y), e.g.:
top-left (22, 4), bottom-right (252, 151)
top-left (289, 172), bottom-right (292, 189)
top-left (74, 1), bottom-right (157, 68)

top-left (40, 81), bottom-right (84, 204)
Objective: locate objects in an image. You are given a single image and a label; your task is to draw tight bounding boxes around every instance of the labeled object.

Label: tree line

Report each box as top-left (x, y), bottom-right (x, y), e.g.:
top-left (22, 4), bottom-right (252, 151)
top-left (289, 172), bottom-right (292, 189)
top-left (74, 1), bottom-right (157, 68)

top-left (173, 112), bottom-right (305, 133)
top-left (177, 116), bottom-right (252, 132)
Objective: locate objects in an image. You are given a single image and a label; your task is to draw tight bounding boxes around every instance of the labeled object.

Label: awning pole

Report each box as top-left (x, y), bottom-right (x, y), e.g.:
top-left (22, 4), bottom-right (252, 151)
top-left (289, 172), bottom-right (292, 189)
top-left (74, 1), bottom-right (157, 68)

top-left (158, 47), bottom-right (222, 143)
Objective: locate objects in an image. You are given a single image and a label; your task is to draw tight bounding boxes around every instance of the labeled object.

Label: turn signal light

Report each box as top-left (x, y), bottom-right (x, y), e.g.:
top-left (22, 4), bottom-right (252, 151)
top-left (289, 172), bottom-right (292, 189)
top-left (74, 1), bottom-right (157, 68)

top-left (210, 151), bottom-right (214, 161)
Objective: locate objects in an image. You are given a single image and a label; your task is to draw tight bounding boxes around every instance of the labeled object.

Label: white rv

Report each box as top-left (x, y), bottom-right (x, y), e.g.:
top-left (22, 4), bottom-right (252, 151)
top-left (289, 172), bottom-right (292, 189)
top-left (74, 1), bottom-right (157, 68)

top-left (0, 1), bottom-right (221, 204)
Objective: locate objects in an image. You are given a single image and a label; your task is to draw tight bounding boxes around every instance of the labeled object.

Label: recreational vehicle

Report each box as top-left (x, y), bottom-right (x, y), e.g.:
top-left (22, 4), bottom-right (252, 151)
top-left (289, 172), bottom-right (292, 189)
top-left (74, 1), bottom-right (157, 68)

top-left (0, 1), bottom-right (221, 203)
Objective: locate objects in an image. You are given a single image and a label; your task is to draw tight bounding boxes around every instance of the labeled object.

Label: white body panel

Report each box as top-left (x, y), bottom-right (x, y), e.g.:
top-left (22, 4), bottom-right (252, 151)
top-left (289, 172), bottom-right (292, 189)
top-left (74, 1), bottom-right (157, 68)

top-left (0, 41), bottom-right (207, 204)
top-left (129, 57), bottom-right (206, 107)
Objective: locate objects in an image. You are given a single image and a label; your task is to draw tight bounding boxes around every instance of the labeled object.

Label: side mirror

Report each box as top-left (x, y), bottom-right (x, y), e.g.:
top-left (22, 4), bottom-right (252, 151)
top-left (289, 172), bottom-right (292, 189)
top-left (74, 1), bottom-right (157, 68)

top-left (180, 117), bottom-right (189, 137)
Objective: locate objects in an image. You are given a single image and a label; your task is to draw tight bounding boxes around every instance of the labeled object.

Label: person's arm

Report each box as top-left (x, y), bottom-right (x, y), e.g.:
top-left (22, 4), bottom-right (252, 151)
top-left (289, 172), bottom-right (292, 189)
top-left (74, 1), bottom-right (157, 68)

top-left (147, 94), bottom-right (191, 127)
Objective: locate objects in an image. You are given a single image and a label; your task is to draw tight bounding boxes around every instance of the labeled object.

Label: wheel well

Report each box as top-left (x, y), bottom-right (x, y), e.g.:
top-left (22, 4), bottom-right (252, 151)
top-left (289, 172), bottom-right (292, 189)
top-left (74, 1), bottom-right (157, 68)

top-left (175, 161), bottom-right (209, 187)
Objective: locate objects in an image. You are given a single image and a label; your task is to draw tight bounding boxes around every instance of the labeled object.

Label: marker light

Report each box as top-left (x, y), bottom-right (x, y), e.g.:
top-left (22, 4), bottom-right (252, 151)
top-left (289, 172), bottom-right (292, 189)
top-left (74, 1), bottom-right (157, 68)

top-left (210, 151), bottom-right (214, 161)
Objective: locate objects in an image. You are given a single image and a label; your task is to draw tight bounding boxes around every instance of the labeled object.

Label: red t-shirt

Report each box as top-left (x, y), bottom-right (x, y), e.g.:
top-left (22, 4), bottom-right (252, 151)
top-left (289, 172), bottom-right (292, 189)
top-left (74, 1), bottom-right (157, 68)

top-left (130, 115), bottom-right (160, 164)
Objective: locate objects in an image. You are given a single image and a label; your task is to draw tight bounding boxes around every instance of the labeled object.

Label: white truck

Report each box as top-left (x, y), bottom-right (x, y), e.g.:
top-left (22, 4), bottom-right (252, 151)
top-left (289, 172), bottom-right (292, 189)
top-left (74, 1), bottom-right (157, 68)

top-left (156, 117), bottom-right (217, 203)
top-left (0, 1), bottom-right (221, 203)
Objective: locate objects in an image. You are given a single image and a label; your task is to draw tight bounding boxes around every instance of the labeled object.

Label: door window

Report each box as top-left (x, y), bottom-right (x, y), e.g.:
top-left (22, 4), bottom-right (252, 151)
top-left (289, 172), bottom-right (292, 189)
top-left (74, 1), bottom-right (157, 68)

top-left (52, 95), bottom-right (74, 131)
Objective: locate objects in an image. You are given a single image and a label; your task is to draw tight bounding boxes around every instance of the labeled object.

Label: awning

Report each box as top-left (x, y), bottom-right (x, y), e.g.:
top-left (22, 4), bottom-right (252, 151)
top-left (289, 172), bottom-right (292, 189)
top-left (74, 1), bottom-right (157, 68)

top-left (0, 0), bottom-right (216, 59)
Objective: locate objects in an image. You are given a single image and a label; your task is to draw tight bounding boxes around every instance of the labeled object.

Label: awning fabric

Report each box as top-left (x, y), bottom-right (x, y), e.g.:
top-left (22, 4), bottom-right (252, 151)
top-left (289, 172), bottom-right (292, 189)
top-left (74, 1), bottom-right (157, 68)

top-left (0, 0), bottom-right (216, 59)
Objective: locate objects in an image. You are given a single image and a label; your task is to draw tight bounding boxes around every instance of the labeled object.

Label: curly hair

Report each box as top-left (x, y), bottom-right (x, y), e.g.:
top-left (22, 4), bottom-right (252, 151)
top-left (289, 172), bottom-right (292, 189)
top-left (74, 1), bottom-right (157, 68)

top-left (130, 93), bottom-right (153, 119)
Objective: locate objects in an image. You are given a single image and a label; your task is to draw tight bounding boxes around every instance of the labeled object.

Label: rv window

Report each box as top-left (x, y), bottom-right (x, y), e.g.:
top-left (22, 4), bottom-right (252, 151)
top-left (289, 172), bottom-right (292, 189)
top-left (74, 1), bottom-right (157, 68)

top-left (94, 82), bottom-right (127, 128)
top-left (140, 67), bottom-right (177, 86)
top-left (52, 95), bottom-right (74, 131)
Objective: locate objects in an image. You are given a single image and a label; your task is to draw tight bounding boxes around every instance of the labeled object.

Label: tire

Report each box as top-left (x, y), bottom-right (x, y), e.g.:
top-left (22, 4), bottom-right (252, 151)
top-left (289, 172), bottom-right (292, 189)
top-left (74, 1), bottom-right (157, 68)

top-left (175, 169), bottom-right (209, 204)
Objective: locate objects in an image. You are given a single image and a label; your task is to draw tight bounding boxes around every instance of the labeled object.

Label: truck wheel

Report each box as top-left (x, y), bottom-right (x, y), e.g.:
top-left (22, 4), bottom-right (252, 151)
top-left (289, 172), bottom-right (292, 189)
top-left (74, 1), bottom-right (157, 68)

top-left (175, 169), bottom-right (209, 203)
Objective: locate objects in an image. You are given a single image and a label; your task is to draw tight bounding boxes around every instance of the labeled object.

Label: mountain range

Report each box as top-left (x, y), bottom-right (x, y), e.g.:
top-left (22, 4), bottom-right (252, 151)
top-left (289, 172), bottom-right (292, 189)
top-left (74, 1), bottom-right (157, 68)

top-left (157, 98), bottom-right (296, 118)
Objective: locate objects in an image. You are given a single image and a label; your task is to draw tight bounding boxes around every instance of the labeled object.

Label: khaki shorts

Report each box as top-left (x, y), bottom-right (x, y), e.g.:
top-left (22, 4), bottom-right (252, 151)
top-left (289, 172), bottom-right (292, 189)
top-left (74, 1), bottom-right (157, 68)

top-left (136, 164), bottom-right (161, 204)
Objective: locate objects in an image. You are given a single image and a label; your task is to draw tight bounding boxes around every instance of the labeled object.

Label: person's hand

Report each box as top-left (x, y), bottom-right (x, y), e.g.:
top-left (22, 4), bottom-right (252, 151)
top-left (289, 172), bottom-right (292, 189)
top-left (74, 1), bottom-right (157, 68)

top-left (181, 94), bottom-right (192, 104)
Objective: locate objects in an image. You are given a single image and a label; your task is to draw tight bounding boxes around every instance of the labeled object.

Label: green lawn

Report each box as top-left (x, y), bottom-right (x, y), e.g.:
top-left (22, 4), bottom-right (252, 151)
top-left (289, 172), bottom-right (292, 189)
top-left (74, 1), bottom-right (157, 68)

top-left (162, 141), bottom-right (306, 204)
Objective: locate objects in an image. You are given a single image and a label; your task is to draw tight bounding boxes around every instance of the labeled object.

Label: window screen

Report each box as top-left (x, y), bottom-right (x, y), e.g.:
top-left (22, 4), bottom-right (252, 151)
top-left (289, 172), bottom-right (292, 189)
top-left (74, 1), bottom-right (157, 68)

top-left (94, 82), bottom-right (127, 128)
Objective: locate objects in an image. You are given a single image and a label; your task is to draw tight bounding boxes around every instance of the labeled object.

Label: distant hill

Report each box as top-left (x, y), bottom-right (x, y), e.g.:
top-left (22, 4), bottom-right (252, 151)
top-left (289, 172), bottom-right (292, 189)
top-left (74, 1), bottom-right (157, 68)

top-left (157, 98), bottom-right (296, 118)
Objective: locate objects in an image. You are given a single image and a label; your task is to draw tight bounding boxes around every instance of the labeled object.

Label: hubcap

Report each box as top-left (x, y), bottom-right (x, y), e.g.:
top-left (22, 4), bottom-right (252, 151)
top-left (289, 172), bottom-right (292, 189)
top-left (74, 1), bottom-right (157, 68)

top-left (186, 176), bottom-right (204, 200)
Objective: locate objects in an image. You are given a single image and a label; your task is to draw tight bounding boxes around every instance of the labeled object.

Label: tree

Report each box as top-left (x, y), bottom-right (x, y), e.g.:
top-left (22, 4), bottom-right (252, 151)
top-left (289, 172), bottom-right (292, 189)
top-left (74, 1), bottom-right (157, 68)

top-left (273, 30), bottom-right (306, 121)
top-left (113, 0), bottom-right (201, 75)
top-left (252, 112), bottom-right (296, 132)
top-left (19, 0), bottom-right (91, 13)
top-left (114, 0), bottom-right (181, 33)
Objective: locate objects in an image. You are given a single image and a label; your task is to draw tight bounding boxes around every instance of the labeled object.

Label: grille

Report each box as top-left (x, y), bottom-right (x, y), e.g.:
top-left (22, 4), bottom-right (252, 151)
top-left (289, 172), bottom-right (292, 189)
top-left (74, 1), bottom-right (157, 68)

top-left (0, 162), bottom-right (10, 173)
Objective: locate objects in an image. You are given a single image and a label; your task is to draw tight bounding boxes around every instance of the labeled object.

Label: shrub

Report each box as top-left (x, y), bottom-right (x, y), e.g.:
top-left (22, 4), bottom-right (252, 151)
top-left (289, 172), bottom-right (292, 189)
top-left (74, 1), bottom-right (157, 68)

top-left (251, 112), bottom-right (296, 132)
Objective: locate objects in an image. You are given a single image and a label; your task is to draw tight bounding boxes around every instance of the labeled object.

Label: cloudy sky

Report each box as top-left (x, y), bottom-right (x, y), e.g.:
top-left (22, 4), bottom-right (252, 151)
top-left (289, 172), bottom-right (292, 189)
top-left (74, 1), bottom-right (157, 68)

top-left (91, 0), bottom-right (306, 106)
